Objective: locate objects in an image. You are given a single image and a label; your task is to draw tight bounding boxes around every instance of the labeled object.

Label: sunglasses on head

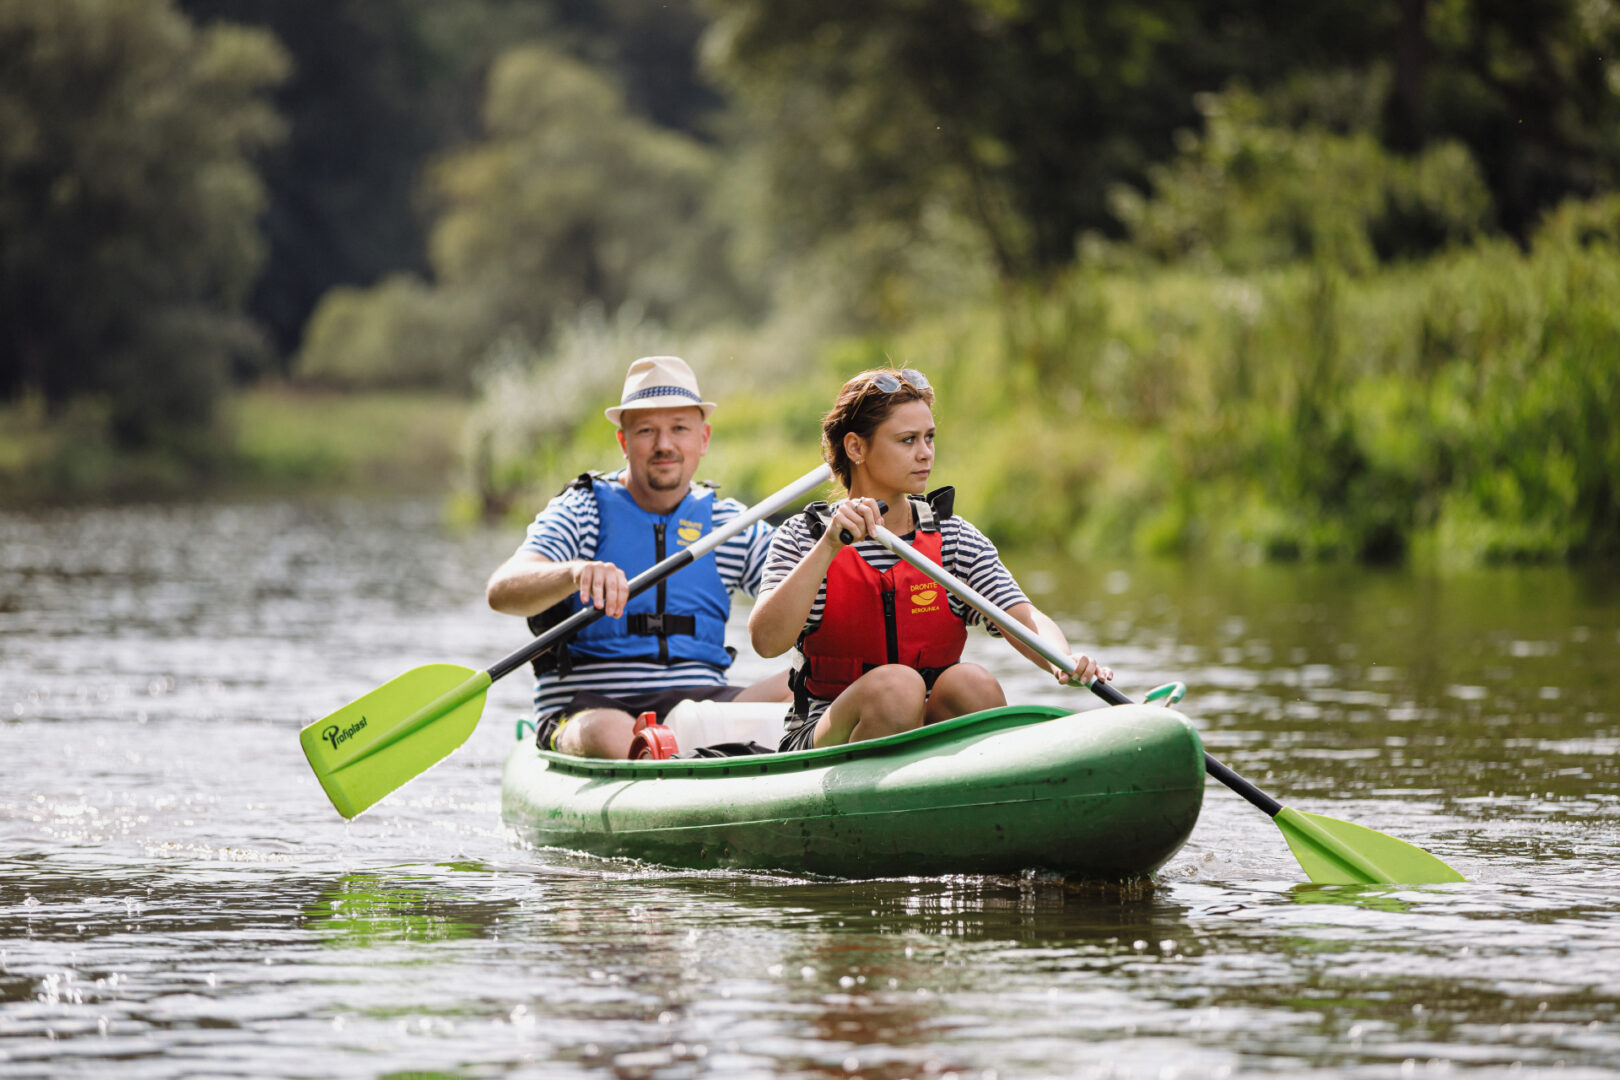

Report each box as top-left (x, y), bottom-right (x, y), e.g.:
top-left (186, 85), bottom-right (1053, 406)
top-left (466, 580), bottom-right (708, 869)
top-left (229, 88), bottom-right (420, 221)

top-left (864, 368), bottom-right (930, 394)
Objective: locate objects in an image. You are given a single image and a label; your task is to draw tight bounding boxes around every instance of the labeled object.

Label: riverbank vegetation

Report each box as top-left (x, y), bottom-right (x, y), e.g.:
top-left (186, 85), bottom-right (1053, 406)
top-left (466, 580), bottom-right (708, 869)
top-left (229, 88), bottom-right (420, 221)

top-left (3, 1), bottom-right (1617, 565)
top-left (460, 86), bottom-right (1620, 567)
top-left (457, 203), bottom-right (1620, 567)
top-left (0, 388), bottom-right (467, 503)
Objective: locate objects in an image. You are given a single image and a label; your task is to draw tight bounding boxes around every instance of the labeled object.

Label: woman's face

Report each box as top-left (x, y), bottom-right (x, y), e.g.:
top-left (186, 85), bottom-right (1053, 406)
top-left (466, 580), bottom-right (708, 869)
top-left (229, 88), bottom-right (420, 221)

top-left (848, 399), bottom-right (935, 495)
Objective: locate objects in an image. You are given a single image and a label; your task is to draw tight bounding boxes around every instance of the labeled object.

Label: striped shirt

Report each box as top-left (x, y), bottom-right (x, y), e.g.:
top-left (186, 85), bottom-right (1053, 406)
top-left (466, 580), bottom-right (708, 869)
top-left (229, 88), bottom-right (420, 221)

top-left (760, 502), bottom-right (1029, 722)
top-left (519, 473), bottom-right (774, 717)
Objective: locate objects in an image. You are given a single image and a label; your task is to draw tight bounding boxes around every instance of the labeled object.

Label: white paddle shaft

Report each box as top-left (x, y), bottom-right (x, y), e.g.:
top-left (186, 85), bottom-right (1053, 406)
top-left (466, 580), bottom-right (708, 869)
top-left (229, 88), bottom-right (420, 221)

top-left (689, 464), bottom-right (832, 559)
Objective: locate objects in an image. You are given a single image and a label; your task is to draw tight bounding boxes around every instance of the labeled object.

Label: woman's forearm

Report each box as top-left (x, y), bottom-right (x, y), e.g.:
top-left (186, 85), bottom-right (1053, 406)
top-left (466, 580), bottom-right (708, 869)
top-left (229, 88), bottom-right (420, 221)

top-left (1004, 602), bottom-right (1110, 685)
top-left (748, 542), bottom-right (836, 657)
top-left (1003, 602), bottom-right (1071, 675)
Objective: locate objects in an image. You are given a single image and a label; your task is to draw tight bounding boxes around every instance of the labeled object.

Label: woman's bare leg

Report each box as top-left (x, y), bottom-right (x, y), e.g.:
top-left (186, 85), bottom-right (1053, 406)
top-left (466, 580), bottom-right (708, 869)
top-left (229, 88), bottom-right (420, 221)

top-left (734, 670), bottom-right (791, 702)
top-left (922, 663), bottom-right (1005, 725)
top-left (815, 665), bottom-right (927, 747)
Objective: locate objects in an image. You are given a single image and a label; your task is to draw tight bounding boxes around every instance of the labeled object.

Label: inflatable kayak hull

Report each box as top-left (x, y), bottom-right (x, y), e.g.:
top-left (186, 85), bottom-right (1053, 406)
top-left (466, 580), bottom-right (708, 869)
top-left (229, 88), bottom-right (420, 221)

top-left (501, 703), bottom-right (1204, 879)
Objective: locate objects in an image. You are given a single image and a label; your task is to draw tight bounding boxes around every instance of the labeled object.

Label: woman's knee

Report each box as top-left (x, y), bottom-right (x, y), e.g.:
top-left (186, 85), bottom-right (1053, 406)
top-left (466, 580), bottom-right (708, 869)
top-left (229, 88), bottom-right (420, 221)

top-left (824, 666), bottom-right (926, 744)
top-left (929, 663), bottom-right (1006, 717)
top-left (859, 664), bottom-right (928, 700)
top-left (942, 662), bottom-right (1002, 696)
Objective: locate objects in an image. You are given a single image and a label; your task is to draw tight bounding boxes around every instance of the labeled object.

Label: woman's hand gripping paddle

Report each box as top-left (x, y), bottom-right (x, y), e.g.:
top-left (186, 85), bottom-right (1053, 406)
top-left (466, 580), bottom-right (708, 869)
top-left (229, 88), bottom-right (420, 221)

top-left (864, 523), bottom-right (1466, 886)
top-left (299, 464), bottom-right (834, 819)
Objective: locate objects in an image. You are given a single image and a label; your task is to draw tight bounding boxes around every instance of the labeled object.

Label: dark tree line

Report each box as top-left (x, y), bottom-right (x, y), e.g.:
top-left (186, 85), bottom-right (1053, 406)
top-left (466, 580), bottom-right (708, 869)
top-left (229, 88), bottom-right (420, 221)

top-left (3, 0), bottom-right (1618, 448)
top-left (175, 0), bottom-right (717, 361)
top-left (705, 0), bottom-right (1620, 280)
top-left (0, 0), bottom-right (284, 443)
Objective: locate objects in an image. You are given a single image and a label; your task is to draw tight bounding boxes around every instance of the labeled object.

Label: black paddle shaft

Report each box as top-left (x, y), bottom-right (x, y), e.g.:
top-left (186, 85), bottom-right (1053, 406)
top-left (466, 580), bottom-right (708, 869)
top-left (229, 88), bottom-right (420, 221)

top-left (485, 551), bottom-right (696, 683)
top-left (1087, 678), bottom-right (1284, 818)
top-left (478, 461), bottom-right (835, 688)
top-left (493, 491), bottom-right (883, 679)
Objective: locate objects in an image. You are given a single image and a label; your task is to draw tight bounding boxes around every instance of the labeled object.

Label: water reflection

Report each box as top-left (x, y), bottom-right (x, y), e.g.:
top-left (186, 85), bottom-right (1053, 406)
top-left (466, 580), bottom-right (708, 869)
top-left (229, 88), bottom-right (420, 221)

top-left (1, 498), bottom-right (1618, 1077)
top-left (1287, 883), bottom-right (1415, 914)
top-left (307, 873), bottom-right (488, 946)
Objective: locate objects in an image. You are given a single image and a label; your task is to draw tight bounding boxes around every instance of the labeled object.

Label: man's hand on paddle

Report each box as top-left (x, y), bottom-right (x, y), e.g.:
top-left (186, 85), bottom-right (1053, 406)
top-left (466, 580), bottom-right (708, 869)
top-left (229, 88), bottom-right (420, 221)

top-left (572, 560), bottom-right (629, 618)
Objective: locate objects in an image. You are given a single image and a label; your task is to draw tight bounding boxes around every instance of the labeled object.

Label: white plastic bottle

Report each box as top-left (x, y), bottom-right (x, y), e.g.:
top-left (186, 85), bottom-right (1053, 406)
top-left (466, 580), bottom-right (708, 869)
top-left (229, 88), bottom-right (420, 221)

top-left (663, 698), bottom-right (788, 750)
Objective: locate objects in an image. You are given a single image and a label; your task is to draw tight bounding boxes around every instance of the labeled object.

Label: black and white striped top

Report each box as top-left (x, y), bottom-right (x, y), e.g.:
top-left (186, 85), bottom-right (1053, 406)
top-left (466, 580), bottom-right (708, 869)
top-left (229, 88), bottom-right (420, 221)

top-left (518, 474), bottom-right (774, 717)
top-left (760, 504), bottom-right (1029, 714)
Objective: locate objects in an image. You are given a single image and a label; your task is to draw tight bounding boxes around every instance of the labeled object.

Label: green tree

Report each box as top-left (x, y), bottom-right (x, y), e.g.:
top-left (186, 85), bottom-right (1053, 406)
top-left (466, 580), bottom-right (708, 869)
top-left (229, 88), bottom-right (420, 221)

top-left (0, 0), bottom-right (286, 445)
top-left (298, 43), bottom-right (742, 388)
top-left (1107, 86), bottom-right (1495, 274)
top-left (701, 0), bottom-right (1384, 289)
top-left (179, 0), bottom-right (718, 362)
top-left (702, 0), bottom-right (1620, 309)
top-left (1393, 0), bottom-right (1620, 234)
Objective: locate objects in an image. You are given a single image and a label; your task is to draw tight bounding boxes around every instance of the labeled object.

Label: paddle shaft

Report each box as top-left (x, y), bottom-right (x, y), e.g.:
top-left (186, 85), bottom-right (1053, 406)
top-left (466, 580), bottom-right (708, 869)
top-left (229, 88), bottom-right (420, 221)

top-left (486, 463), bottom-right (833, 683)
top-left (869, 523), bottom-right (1285, 818)
top-left (1087, 678), bottom-right (1282, 816)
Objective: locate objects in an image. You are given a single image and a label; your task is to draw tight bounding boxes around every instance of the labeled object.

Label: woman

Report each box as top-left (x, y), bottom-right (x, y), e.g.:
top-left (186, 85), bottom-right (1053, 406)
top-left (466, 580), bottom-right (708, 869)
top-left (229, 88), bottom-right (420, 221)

top-left (749, 367), bottom-right (1112, 752)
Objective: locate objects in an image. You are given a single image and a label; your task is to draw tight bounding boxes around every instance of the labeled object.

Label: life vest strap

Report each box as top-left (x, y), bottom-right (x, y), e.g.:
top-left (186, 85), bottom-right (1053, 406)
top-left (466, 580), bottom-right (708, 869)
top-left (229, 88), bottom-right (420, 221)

top-left (800, 486), bottom-right (955, 541)
top-left (625, 612), bottom-right (697, 637)
top-left (527, 471), bottom-right (726, 678)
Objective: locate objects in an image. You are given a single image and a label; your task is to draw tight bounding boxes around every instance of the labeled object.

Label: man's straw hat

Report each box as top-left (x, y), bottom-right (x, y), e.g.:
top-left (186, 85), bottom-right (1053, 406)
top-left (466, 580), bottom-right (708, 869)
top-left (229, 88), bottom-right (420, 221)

top-left (604, 355), bottom-right (717, 426)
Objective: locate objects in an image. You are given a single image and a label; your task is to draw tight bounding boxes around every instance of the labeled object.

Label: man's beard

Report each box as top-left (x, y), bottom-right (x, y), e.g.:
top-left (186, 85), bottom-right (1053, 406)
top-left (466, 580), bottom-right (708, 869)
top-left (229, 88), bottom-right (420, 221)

top-left (644, 457), bottom-right (683, 490)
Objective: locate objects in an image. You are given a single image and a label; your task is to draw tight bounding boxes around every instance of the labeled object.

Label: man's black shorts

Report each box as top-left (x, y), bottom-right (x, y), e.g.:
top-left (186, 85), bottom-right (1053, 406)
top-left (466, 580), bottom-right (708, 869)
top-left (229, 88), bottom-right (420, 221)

top-left (533, 684), bottom-right (746, 752)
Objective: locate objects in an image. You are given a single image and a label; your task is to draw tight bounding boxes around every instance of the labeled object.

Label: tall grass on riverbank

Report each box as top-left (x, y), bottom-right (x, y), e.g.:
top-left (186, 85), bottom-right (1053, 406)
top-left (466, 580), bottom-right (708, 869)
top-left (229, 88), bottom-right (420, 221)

top-left (0, 387), bottom-right (468, 503)
top-left (876, 196), bottom-right (1620, 565)
top-left (230, 386), bottom-right (468, 492)
top-left (461, 198), bottom-right (1618, 567)
top-left (470, 197), bottom-right (1610, 567)
top-left (0, 393), bottom-right (226, 503)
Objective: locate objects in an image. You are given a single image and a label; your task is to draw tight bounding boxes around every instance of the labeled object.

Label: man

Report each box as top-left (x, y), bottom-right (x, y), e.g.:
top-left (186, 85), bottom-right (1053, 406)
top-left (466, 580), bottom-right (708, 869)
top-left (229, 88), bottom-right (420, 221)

top-left (486, 355), bottom-right (789, 758)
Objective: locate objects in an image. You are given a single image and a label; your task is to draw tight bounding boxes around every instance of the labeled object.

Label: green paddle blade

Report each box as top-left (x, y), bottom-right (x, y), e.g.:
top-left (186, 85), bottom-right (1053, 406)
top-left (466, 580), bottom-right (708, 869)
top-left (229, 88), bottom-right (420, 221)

top-left (1275, 806), bottom-right (1466, 885)
top-left (299, 664), bottom-right (492, 820)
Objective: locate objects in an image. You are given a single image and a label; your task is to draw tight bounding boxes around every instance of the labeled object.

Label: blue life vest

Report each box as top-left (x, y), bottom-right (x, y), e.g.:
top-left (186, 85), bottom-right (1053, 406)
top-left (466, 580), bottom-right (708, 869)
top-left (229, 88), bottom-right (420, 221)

top-left (531, 473), bottom-right (733, 673)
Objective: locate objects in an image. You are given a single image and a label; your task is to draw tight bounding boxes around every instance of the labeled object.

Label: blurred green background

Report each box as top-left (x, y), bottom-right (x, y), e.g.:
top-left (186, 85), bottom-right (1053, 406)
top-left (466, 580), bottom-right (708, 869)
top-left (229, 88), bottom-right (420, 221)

top-left (2, 0), bottom-right (1616, 566)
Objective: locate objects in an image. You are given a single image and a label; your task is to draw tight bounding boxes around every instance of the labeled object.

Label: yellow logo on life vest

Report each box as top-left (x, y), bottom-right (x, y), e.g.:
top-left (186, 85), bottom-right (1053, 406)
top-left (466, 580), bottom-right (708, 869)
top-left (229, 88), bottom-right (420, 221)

top-left (909, 584), bottom-right (944, 614)
top-left (676, 520), bottom-right (704, 546)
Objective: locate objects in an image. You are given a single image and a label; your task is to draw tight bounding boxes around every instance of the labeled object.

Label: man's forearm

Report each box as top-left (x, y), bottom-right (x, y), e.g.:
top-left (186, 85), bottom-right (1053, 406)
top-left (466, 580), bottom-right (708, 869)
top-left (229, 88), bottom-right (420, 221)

top-left (486, 557), bottom-right (579, 617)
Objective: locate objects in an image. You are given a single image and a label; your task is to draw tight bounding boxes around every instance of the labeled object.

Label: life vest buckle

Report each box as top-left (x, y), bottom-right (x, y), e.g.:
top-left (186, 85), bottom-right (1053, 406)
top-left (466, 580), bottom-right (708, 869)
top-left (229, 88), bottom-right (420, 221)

top-left (626, 612), bottom-right (697, 637)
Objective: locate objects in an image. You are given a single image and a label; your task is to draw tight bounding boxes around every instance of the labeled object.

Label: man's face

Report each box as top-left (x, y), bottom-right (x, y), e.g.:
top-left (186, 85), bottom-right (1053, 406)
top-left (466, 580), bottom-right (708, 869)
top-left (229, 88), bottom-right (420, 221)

top-left (617, 406), bottom-right (711, 495)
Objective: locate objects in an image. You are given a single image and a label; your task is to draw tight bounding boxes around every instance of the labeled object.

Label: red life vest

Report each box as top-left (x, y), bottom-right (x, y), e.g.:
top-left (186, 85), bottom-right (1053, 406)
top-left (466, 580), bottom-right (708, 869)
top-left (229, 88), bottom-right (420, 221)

top-left (798, 524), bottom-right (968, 702)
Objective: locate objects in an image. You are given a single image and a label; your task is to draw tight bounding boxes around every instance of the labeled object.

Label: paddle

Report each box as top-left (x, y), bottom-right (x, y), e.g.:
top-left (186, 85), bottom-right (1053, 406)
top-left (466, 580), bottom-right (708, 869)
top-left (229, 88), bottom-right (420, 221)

top-left (863, 521), bottom-right (1466, 885)
top-left (300, 463), bottom-right (834, 819)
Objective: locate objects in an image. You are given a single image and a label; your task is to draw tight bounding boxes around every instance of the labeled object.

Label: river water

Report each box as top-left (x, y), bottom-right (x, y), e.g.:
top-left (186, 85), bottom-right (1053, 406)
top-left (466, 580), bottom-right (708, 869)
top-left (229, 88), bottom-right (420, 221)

top-left (1, 497), bottom-right (1616, 1079)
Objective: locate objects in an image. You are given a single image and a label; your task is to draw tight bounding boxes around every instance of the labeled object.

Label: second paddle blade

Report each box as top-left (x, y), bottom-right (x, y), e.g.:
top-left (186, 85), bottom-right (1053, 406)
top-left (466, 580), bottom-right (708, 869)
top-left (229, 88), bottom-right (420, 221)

top-left (1276, 807), bottom-right (1466, 885)
top-left (299, 663), bottom-right (492, 820)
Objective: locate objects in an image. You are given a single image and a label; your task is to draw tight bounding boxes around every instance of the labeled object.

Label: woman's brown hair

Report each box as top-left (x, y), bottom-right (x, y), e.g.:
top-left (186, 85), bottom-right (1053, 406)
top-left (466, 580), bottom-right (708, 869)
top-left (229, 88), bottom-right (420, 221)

top-left (821, 368), bottom-right (935, 489)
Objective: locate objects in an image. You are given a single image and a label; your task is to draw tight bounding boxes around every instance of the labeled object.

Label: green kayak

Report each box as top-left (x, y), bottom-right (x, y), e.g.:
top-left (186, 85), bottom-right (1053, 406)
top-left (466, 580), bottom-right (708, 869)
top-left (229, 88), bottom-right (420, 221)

top-left (501, 702), bottom-right (1205, 879)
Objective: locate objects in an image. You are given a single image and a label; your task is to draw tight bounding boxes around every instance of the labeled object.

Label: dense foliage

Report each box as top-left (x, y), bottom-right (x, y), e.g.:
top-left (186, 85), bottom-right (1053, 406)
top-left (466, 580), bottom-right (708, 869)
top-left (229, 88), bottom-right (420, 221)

top-left (0, 0), bottom-right (285, 446)
top-left (175, 0), bottom-right (715, 359)
top-left (2, 0), bottom-right (1617, 562)
top-left (297, 44), bottom-right (742, 390)
top-left (895, 200), bottom-right (1620, 566)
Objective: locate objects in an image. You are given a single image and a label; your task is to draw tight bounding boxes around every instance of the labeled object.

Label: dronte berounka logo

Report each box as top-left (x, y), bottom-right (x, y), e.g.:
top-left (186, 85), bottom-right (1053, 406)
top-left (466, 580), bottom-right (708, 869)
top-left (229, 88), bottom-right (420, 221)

top-left (909, 583), bottom-right (942, 613)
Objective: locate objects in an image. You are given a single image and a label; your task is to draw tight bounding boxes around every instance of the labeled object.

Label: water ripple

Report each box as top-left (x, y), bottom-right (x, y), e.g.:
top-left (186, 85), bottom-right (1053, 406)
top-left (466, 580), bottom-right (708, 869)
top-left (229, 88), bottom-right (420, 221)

top-left (0, 500), bottom-right (1616, 1078)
